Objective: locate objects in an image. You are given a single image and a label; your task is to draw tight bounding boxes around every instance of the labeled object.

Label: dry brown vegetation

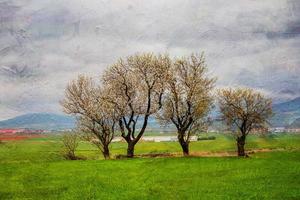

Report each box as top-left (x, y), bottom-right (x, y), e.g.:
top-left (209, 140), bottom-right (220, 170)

top-left (62, 132), bottom-right (79, 160)
top-left (158, 53), bottom-right (216, 156)
top-left (61, 52), bottom-right (273, 159)
top-left (217, 88), bottom-right (273, 156)
top-left (102, 53), bottom-right (170, 157)
top-left (61, 76), bottom-right (118, 159)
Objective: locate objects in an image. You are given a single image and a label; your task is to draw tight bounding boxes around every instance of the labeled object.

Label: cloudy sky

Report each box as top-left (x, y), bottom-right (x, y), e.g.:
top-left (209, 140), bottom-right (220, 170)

top-left (0, 0), bottom-right (299, 120)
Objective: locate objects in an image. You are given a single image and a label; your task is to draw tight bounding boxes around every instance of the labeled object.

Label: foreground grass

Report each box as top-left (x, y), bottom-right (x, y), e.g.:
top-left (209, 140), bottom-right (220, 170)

top-left (0, 152), bottom-right (299, 200)
top-left (0, 134), bottom-right (299, 199)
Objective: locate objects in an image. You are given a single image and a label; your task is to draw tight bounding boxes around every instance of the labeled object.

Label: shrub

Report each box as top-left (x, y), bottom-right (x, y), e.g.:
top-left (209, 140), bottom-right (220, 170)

top-left (197, 136), bottom-right (216, 141)
top-left (62, 132), bottom-right (79, 160)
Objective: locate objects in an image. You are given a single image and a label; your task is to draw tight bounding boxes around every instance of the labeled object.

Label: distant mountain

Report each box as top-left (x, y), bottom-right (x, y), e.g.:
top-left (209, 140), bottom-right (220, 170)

top-left (289, 118), bottom-right (300, 128)
top-left (207, 97), bottom-right (300, 128)
top-left (0, 113), bottom-right (168, 132)
top-left (271, 97), bottom-right (300, 127)
top-left (273, 97), bottom-right (300, 112)
top-left (2, 97), bottom-right (300, 131)
top-left (0, 113), bottom-right (76, 130)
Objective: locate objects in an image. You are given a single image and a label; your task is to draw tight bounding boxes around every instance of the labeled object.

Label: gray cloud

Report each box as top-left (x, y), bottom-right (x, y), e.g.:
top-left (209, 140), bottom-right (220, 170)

top-left (0, 0), bottom-right (299, 119)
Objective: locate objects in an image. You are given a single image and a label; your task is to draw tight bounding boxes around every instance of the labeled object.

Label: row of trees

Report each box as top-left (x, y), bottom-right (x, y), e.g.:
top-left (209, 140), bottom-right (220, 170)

top-left (61, 53), bottom-right (273, 159)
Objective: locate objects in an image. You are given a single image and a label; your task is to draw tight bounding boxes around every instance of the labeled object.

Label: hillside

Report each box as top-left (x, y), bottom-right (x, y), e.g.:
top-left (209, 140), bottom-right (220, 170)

top-left (0, 113), bottom-right (167, 132)
top-left (273, 97), bottom-right (300, 113)
top-left (209, 97), bottom-right (300, 128)
top-left (271, 97), bottom-right (300, 127)
top-left (1, 96), bottom-right (300, 131)
top-left (0, 113), bottom-right (76, 130)
top-left (289, 118), bottom-right (300, 128)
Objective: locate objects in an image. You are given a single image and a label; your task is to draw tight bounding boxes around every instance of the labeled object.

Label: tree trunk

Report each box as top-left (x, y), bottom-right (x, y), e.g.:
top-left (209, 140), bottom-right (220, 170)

top-left (66, 151), bottom-right (77, 160)
top-left (180, 141), bottom-right (189, 156)
top-left (103, 145), bottom-right (110, 159)
top-left (236, 136), bottom-right (246, 157)
top-left (178, 132), bottom-right (189, 156)
top-left (127, 142), bottom-right (135, 158)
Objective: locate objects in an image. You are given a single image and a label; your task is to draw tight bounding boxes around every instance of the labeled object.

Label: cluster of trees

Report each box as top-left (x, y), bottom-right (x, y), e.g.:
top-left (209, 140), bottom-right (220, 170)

top-left (61, 53), bottom-right (273, 159)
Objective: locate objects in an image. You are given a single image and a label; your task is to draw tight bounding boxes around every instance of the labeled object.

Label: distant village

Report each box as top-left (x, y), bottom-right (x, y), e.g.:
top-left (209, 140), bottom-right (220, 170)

top-left (0, 128), bottom-right (44, 134)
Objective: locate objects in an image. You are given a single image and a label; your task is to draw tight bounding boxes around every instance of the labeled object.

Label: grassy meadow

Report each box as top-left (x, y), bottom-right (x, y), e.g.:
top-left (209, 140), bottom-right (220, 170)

top-left (0, 133), bottom-right (299, 199)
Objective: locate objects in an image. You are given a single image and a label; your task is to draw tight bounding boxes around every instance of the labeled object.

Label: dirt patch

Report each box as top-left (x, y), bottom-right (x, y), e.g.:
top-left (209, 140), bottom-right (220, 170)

top-left (117, 148), bottom-right (286, 159)
top-left (189, 151), bottom-right (234, 157)
top-left (115, 153), bottom-right (181, 159)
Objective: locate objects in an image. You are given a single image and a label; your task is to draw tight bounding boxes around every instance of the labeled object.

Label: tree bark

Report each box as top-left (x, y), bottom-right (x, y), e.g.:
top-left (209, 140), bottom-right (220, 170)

top-left (180, 141), bottom-right (189, 156)
top-left (66, 151), bottom-right (77, 160)
top-left (236, 136), bottom-right (246, 157)
top-left (103, 144), bottom-right (110, 159)
top-left (178, 132), bottom-right (189, 156)
top-left (127, 142), bottom-right (135, 158)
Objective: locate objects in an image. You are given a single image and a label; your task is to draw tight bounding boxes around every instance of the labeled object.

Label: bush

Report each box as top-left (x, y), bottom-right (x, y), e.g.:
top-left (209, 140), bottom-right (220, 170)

top-left (62, 132), bottom-right (79, 160)
top-left (197, 136), bottom-right (216, 141)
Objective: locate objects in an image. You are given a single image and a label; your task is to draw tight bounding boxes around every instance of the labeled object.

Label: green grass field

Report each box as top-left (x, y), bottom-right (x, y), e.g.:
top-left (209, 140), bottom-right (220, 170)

top-left (0, 133), bottom-right (299, 199)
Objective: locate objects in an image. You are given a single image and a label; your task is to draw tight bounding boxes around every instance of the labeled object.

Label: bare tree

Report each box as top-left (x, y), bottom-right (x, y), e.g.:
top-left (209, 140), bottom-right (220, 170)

top-left (62, 132), bottom-right (79, 160)
top-left (158, 53), bottom-right (215, 156)
top-left (102, 53), bottom-right (170, 157)
top-left (61, 75), bottom-right (118, 159)
top-left (217, 88), bottom-right (273, 157)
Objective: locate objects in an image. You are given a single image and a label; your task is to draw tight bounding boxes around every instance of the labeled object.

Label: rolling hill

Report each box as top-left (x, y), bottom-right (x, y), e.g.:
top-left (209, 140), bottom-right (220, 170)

top-left (0, 113), bottom-right (76, 130)
top-left (0, 113), bottom-right (167, 132)
top-left (1, 96), bottom-right (300, 131)
top-left (271, 97), bottom-right (300, 127)
top-left (273, 97), bottom-right (300, 113)
top-left (289, 118), bottom-right (300, 128)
